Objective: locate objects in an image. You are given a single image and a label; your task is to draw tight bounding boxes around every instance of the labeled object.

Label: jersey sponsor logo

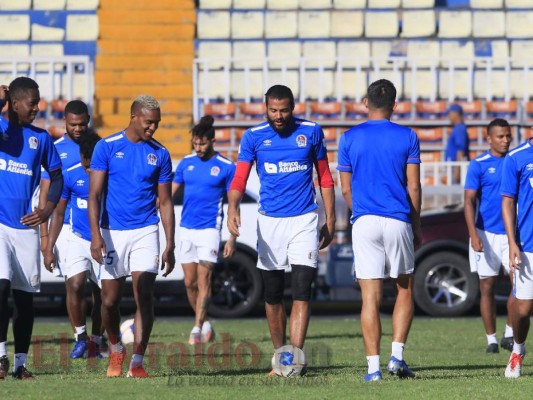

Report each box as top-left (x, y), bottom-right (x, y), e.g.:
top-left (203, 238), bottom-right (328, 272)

top-left (527, 163), bottom-right (533, 171)
top-left (115, 151), bottom-right (125, 159)
top-left (28, 136), bottom-right (38, 150)
top-left (488, 167), bottom-right (496, 174)
top-left (264, 162), bottom-right (278, 174)
top-left (147, 153), bottom-right (157, 166)
top-left (210, 166), bottom-right (220, 176)
top-left (264, 161), bottom-right (308, 174)
top-left (296, 134), bottom-right (307, 148)
top-left (0, 158), bottom-right (33, 176)
top-left (76, 197), bottom-right (88, 209)
top-left (76, 179), bottom-right (85, 186)
top-left (60, 152), bottom-right (68, 159)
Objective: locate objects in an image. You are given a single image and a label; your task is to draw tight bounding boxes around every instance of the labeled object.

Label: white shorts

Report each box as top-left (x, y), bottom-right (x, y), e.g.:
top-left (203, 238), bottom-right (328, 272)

top-left (100, 224), bottom-right (160, 280)
top-left (64, 233), bottom-right (101, 286)
top-left (178, 227), bottom-right (221, 264)
top-left (514, 252), bottom-right (533, 300)
top-left (469, 229), bottom-right (510, 279)
top-left (0, 223), bottom-right (40, 292)
top-left (257, 211), bottom-right (319, 271)
top-left (352, 215), bottom-right (415, 280)
top-left (40, 225), bottom-right (71, 278)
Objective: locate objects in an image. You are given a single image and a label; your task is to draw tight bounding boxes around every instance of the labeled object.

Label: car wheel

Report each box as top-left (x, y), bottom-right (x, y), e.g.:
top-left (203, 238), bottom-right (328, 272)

top-left (414, 251), bottom-right (479, 317)
top-left (209, 249), bottom-right (262, 318)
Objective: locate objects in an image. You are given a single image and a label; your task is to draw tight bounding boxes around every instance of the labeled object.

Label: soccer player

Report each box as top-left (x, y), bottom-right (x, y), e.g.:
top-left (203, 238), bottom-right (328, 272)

top-left (464, 119), bottom-right (514, 354)
top-left (172, 115), bottom-right (236, 345)
top-left (0, 78), bottom-right (63, 379)
top-left (445, 103), bottom-right (469, 183)
top-left (88, 95), bottom-right (175, 378)
top-left (43, 131), bottom-right (105, 359)
top-left (227, 85), bottom-right (336, 375)
top-left (501, 134), bottom-right (533, 379)
top-left (337, 79), bottom-right (421, 381)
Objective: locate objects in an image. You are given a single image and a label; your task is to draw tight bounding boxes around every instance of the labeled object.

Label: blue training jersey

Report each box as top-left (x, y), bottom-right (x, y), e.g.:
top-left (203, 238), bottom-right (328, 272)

top-left (238, 118), bottom-right (328, 217)
top-left (445, 122), bottom-right (469, 161)
top-left (61, 163), bottom-right (91, 241)
top-left (500, 140), bottom-right (533, 252)
top-left (174, 152), bottom-right (235, 230)
top-left (41, 134), bottom-right (80, 225)
top-left (0, 116), bottom-right (62, 229)
top-left (464, 151), bottom-right (506, 234)
top-left (90, 131), bottom-right (173, 230)
top-left (337, 119), bottom-right (420, 224)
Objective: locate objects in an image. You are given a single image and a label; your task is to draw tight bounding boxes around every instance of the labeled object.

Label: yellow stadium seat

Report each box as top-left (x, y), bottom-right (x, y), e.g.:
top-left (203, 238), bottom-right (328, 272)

top-left (299, 11), bottom-right (331, 39)
top-left (231, 11), bottom-right (264, 39)
top-left (438, 11), bottom-right (472, 38)
top-left (197, 11), bottom-right (230, 39)
top-left (365, 11), bottom-right (399, 38)
top-left (330, 11), bottom-right (363, 38)
top-left (401, 10), bottom-right (436, 38)
top-left (265, 11), bottom-right (298, 38)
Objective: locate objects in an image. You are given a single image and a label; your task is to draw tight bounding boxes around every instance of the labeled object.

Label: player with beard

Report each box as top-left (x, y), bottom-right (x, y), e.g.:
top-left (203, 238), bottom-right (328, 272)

top-left (227, 85), bottom-right (336, 375)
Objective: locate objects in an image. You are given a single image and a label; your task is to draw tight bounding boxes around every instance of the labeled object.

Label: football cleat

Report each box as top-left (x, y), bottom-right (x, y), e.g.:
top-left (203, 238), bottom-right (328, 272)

top-left (12, 366), bottom-right (34, 380)
top-left (87, 340), bottom-right (103, 359)
top-left (505, 352), bottom-right (524, 379)
top-left (0, 356), bottom-right (9, 380)
top-left (70, 339), bottom-right (88, 359)
top-left (188, 330), bottom-right (201, 345)
top-left (201, 327), bottom-right (216, 344)
top-left (486, 343), bottom-right (499, 354)
top-left (387, 356), bottom-right (415, 378)
top-left (364, 370), bottom-right (383, 382)
top-left (500, 336), bottom-right (514, 353)
top-left (107, 349), bottom-right (126, 378)
top-left (127, 365), bottom-right (150, 378)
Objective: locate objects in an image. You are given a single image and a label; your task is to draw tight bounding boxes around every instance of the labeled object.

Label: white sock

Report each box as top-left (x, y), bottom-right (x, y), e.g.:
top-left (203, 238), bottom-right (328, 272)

top-left (191, 326), bottom-right (201, 334)
top-left (513, 341), bottom-right (525, 355)
top-left (0, 341), bottom-right (6, 357)
top-left (487, 333), bottom-right (498, 345)
top-left (129, 354), bottom-right (143, 368)
top-left (110, 342), bottom-right (124, 354)
top-left (90, 335), bottom-right (102, 345)
top-left (202, 321), bottom-right (212, 332)
top-left (505, 325), bottom-right (514, 338)
top-left (366, 355), bottom-right (380, 374)
top-left (13, 353), bottom-right (27, 371)
top-left (391, 342), bottom-right (405, 361)
top-left (75, 325), bottom-right (87, 341)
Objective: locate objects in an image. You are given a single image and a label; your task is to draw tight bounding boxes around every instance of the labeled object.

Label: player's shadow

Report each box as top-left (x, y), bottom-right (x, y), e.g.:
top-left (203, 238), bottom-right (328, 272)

top-left (306, 332), bottom-right (363, 340)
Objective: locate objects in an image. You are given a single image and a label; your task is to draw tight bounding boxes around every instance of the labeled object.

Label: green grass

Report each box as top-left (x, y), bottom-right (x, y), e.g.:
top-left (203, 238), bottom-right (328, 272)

top-left (1, 316), bottom-right (532, 399)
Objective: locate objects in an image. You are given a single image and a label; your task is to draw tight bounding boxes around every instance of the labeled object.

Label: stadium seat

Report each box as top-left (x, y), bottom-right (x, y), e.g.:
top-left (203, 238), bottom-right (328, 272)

top-left (370, 41), bottom-right (394, 68)
top-left (199, 0), bottom-right (232, 8)
top-left (420, 151), bottom-right (442, 162)
top-left (486, 100), bottom-right (517, 119)
top-left (31, 24), bottom-right (65, 41)
top-left (454, 100), bottom-right (482, 120)
top-left (525, 101), bottom-right (533, 120)
top-left (441, 41), bottom-right (474, 68)
top-left (0, 0), bottom-right (31, 9)
top-left (510, 40), bottom-right (533, 68)
top-left (48, 124), bottom-right (65, 140)
top-left (405, 71), bottom-right (437, 100)
top-left (267, 0), bottom-right (299, 9)
top-left (303, 71), bottom-right (334, 100)
top-left (0, 45), bottom-right (29, 72)
top-left (333, 0), bottom-right (367, 8)
top-left (415, 128), bottom-right (443, 143)
top-left (293, 102), bottom-right (307, 118)
top-left (470, 0), bottom-right (503, 7)
top-left (406, 41), bottom-right (440, 68)
top-left (310, 102), bottom-right (341, 120)
top-left (367, 0), bottom-right (401, 7)
top-left (232, 41), bottom-right (266, 69)
top-left (51, 98), bottom-right (69, 119)
top-left (33, 0), bottom-right (65, 10)
top-left (369, 69), bottom-right (404, 98)
top-left (197, 11), bottom-right (231, 39)
top-left (510, 70), bottom-right (533, 100)
top-left (415, 100), bottom-right (447, 119)
top-left (338, 71), bottom-right (368, 100)
top-left (231, 71), bottom-right (264, 100)
top-left (214, 128), bottom-right (232, 146)
top-left (392, 100), bottom-right (412, 119)
top-left (197, 41), bottom-right (232, 70)
top-left (0, 15), bottom-right (30, 40)
top-left (401, 0), bottom-right (435, 7)
top-left (467, 127), bottom-right (482, 144)
top-left (474, 70), bottom-right (508, 100)
top-left (203, 103), bottom-right (236, 119)
top-left (344, 101), bottom-right (367, 119)
top-left (66, 15), bottom-right (99, 41)
top-left (401, 10), bottom-right (436, 38)
top-left (267, 41), bottom-right (301, 68)
top-left (303, 41), bottom-right (336, 68)
top-left (506, 0), bottom-right (532, 7)
top-left (71, 73), bottom-right (89, 100)
top-left (231, 12), bottom-right (264, 39)
top-left (299, 0), bottom-right (333, 8)
top-left (365, 12), bottom-right (399, 38)
top-left (233, 0), bottom-right (266, 8)
top-left (31, 43), bottom-right (65, 72)
top-left (438, 70), bottom-right (472, 100)
top-left (506, 12), bottom-right (533, 39)
top-left (337, 41), bottom-right (371, 68)
top-left (473, 11), bottom-right (505, 38)
top-left (330, 11), bottom-right (364, 38)
top-left (198, 71), bottom-right (229, 100)
top-left (322, 128), bottom-right (338, 146)
top-left (265, 11), bottom-right (298, 39)
top-left (66, 0), bottom-right (99, 9)
top-left (265, 70), bottom-right (301, 98)
top-left (475, 40), bottom-right (508, 68)
top-left (299, 11), bottom-right (331, 39)
top-left (438, 11), bottom-right (472, 38)
top-left (239, 102), bottom-right (266, 120)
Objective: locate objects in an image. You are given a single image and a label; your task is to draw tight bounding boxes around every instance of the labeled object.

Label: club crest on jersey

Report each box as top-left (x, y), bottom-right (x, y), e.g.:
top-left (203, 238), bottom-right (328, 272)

top-left (28, 136), bottom-right (38, 149)
top-left (210, 166), bottom-right (220, 176)
top-left (147, 153), bottom-right (157, 166)
top-left (296, 135), bottom-right (307, 148)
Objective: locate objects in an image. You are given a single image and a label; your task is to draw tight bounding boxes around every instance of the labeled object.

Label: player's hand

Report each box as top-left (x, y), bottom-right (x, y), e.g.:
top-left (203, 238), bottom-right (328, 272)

top-left (21, 207), bottom-right (53, 227)
top-left (319, 219), bottom-right (335, 250)
top-left (161, 246), bottom-right (175, 277)
top-left (470, 233), bottom-right (483, 252)
top-left (509, 243), bottom-right (522, 270)
top-left (412, 224), bottom-right (422, 251)
top-left (223, 238), bottom-right (236, 258)
top-left (90, 234), bottom-right (107, 265)
top-left (43, 247), bottom-right (56, 273)
top-left (40, 235), bottom-right (49, 254)
top-left (227, 208), bottom-right (241, 237)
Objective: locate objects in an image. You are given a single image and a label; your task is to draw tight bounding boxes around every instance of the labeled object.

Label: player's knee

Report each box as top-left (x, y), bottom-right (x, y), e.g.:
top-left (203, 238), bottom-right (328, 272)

top-left (67, 278), bottom-right (85, 295)
top-left (184, 277), bottom-right (198, 291)
top-left (260, 269), bottom-right (284, 305)
top-left (291, 265), bottom-right (317, 301)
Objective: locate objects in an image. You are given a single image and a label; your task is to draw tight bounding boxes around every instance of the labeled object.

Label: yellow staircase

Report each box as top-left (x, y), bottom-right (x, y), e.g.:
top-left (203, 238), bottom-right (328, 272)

top-left (94, 0), bottom-right (195, 159)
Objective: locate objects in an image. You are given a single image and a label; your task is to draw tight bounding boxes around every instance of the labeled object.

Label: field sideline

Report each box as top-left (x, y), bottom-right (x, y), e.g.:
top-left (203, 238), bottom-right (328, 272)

top-left (1, 316), bottom-right (531, 399)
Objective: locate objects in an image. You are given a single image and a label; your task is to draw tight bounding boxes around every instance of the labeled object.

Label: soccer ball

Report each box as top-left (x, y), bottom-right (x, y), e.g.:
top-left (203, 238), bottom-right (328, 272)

top-left (120, 318), bottom-right (135, 345)
top-left (271, 345), bottom-right (307, 378)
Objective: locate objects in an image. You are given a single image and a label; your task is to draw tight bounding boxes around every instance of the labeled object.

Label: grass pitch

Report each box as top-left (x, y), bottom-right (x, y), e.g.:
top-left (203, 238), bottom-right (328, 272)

top-left (1, 315), bottom-right (531, 399)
